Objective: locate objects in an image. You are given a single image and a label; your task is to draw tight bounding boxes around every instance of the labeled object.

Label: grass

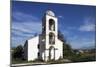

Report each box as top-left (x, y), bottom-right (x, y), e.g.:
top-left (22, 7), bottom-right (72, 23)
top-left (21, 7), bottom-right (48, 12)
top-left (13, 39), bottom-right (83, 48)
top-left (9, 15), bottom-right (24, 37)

top-left (68, 53), bottom-right (96, 62)
top-left (12, 58), bottom-right (27, 64)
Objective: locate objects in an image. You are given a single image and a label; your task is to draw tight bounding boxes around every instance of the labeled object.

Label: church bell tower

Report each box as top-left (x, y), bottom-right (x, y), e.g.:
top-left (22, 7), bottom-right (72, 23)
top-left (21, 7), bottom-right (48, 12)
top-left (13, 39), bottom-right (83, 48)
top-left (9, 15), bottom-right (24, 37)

top-left (42, 10), bottom-right (58, 61)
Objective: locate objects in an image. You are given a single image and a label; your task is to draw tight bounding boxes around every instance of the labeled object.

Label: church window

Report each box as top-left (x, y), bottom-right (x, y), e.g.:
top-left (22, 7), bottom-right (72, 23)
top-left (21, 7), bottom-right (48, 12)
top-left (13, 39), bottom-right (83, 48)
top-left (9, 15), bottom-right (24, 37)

top-left (38, 52), bottom-right (40, 57)
top-left (38, 44), bottom-right (40, 49)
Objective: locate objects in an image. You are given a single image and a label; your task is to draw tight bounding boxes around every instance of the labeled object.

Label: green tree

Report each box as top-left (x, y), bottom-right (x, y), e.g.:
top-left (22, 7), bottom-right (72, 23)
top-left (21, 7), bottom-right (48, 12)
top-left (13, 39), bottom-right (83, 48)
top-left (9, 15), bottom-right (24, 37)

top-left (58, 30), bottom-right (73, 59)
top-left (12, 45), bottom-right (24, 59)
top-left (63, 43), bottom-right (74, 59)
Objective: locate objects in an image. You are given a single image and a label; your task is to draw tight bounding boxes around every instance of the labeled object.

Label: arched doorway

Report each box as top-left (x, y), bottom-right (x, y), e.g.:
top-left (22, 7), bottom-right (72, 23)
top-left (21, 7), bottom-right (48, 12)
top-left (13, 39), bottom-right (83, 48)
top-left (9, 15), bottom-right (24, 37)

top-left (49, 46), bottom-right (55, 60)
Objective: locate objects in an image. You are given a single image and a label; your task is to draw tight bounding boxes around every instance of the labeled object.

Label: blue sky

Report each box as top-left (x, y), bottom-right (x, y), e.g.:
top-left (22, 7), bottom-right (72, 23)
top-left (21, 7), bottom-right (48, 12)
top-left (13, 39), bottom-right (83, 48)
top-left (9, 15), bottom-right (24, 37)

top-left (11, 1), bottom-right (96, 49)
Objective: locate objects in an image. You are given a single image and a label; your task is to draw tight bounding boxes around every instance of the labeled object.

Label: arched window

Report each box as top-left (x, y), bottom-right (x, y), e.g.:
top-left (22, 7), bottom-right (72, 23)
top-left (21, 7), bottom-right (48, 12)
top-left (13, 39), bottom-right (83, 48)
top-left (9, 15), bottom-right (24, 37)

top-left (49, 19), bottom-right (55, 31)
top-left (38, 44), bottom-right (40, 49)
top-left (49, 32), bottom-right (55, 44)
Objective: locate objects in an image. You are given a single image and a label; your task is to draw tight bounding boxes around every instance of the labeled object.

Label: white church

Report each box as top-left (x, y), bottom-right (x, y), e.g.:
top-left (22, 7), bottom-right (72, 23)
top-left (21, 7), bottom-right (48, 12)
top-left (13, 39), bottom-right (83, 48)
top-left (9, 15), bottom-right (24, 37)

top-left (23, 10), bottom-right (63, 62)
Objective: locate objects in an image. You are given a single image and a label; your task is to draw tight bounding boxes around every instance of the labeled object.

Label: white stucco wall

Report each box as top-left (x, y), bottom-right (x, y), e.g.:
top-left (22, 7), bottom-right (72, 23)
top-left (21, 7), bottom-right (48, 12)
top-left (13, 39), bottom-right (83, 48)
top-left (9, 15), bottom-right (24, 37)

top-left (55, 39), bottom-right (63, 60)
top-left (45, 15), bottom-right (58, 49)
top-left (27, 36), bottom-right (39, 61)
top-left (43, 14), bottom-right (63, 61)
top-left (43, 39), bottom-right (63, 61)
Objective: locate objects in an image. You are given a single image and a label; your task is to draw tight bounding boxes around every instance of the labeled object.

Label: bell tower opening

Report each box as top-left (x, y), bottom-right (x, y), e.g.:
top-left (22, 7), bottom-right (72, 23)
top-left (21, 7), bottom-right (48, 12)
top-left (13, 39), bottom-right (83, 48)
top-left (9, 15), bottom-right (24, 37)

top-left (49, 19), bottom-right (55, 31)
top-left (49, 32), bottom-right (55, 44)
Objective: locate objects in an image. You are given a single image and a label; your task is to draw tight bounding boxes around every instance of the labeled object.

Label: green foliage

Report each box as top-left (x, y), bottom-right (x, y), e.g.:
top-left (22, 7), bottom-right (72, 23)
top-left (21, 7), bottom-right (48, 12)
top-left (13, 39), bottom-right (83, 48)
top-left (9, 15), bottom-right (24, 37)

top-left (12, 45), bottom-right (24, 59)
top-left (12, 58), bottom-right (27, 64)
top-left (63, 43), bottom-right (74, 59)
top-left (70, 53), bottom-right (96, 62)
top-left (58, 30), bottom-right (74, 59)
top-left (12, 45), bottom-right (26, 64)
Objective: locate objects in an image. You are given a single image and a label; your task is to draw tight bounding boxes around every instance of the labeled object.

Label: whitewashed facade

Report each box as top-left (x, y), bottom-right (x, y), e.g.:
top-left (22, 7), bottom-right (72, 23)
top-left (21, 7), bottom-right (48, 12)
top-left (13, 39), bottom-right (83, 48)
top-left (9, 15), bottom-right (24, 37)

top-left (24, 10), bottom-right (63, 61)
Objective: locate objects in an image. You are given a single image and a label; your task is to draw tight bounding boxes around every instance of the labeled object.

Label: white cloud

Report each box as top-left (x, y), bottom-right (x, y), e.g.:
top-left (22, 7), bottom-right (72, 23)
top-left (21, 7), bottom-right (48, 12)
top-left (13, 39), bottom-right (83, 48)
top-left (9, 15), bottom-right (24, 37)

top-left (12, 21), bottom-right (41, 35)
top-left (12, 11), bottom-right (42, 36)
top-left (79, 17), bottom-right (96, 32)
top-left (12, 11), bottom-right (38, 22)
top-left (11, 11), bottom-right (42, 47)
top-left (79, 23), bottom-right (95, 31)
top-left (58, 15), bottom-right (63, 18)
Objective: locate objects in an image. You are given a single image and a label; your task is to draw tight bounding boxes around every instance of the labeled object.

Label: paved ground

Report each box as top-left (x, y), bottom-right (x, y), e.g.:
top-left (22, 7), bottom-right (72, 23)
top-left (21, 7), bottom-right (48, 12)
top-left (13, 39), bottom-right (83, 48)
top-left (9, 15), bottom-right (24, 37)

top-left (61, 59), bottom-right (71, 62)
top-left (11, 62), bottom-right (47, 67)
top-left (11, 59), bottom-right (71, 67)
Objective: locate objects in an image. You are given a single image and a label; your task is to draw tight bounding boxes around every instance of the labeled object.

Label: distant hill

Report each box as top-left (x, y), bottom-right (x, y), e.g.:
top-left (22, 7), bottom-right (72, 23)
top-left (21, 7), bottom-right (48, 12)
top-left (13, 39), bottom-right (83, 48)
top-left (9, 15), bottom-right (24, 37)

top-left (73, 45), bottom-right (96, 50)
